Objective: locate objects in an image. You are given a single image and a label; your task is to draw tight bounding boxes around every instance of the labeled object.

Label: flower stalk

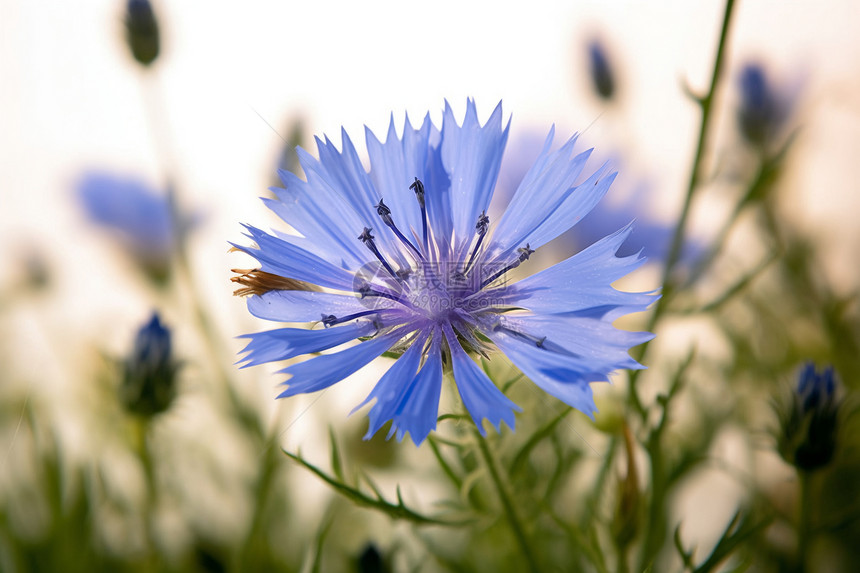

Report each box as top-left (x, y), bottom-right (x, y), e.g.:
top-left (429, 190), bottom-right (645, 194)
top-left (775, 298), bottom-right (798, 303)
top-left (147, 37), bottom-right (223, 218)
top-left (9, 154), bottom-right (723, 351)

top-left (628, 0), bottom-right (738, 418)
top-left (476, 433), bottom-right (542, 573)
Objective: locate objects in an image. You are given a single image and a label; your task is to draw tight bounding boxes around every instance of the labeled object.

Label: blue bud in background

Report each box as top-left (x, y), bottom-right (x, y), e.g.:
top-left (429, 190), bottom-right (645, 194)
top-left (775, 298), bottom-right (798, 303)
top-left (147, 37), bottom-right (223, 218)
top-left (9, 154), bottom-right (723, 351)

top-left (778, 363), bottom-right (840, 472)
top-left (124, 0), bottom-right (160, 67)
top-left (737, 63), bottom-right (793, 148)
top-left (587, 38), bottom-right (615, 101)
top-left (357, 543), bottom-right (388, 573)
top-left (796, 362), bottom-right (836, 413)
top-left (121, 313), bottom-right (178, 417)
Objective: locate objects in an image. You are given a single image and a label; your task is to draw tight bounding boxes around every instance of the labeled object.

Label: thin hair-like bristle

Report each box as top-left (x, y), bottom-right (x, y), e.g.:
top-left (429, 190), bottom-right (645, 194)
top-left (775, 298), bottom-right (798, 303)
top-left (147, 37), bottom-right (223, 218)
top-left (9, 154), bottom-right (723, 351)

top-left (230, 268), bottom-right (319, 296)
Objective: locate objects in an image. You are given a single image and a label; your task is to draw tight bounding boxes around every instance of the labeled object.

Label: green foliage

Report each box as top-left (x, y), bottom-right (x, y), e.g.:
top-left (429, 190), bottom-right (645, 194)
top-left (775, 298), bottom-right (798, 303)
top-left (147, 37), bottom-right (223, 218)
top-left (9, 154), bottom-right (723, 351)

top-left (283, 435), bottom-right (472, 528)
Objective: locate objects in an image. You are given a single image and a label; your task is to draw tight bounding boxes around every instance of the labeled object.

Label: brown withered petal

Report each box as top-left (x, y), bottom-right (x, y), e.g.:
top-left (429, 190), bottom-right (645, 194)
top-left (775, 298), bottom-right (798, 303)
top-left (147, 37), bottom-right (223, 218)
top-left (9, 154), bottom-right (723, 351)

top-left (231, 268), bottom-right (319, 297)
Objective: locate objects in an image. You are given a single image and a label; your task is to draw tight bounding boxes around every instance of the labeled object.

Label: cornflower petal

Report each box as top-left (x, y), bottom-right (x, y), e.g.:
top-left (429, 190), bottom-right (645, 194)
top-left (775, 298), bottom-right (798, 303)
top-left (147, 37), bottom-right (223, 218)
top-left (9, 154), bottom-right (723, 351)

top-left (238, 321), bottom-right (377, 367)
top-left (444, 323), bottom-right (521, 435)
top-left (277, 330), bottom-right (403, 398)
top-left (248, 290), bottom-right (374, 323)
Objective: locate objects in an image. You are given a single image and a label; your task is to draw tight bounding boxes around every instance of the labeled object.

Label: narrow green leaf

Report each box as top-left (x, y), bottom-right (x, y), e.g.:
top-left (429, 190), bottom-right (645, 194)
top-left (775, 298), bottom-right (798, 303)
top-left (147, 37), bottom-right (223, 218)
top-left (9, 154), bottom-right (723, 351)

top-left (328, 427), bottom-right (344, 482)
top-left (309, 513), bottom-right (334, 573)
top-left (673, 524), bottom-right (696, 570)
top-left (437, 413), bottom-right (469, 424)
top-left (698, 253), bottom-right (777, 314)
top-left (427, 435), bottom-right (463, 490)
top-left (692, 510), bottom-right (771, 573)
top-left (282, 449), bottom-right (471, 527)
top-left (509, 406), bottom-right (572, 475)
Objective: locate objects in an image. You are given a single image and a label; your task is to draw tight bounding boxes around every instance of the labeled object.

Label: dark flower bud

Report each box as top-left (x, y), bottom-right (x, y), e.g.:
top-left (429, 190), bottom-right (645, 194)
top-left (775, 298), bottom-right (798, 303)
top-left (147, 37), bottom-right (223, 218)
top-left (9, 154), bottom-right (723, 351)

top-left (736, 63), bottom-right (792, 148)
top-left (357, 543), bottom-right (388, 573)
top-left (124, 0), bottom-right (160, 67)
top-left (121, 313), bottom-right (177, 417)
top-left (778, 363), bottom-right (840, 472)
top-left (587, 39), bottom-right (615, 101)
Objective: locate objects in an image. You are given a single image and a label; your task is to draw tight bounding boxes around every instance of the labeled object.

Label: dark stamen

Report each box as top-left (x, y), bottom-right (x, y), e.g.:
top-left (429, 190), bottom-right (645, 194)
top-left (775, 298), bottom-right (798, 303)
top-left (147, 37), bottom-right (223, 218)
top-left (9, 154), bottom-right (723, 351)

top-left (480, 243), bottom-right (535, 288)
top-left (517, 244), bottom-right (536, 261)
top-left (321, 310), bottom-right (378, 328)
top-left (375, 198), bottom-right (392, 223)
top-left (359, 227), bottom-right (399, 279)
top-left (493, 324), bottom-right (550, 349)
top-left (409, 177), bottom-right (429, 249)
top-left (463, 211), bottom-right (490, 274)
top-left (409, 178), bottom-right (425, 207)
top-left (375, 198), bottom-right (423, 259)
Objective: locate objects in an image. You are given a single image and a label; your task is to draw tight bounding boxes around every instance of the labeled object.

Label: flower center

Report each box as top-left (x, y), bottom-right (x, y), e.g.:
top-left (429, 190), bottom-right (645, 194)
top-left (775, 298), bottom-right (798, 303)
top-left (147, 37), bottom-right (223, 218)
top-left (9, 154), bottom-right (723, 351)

top-left (346, 178), bottom-right (537, 325)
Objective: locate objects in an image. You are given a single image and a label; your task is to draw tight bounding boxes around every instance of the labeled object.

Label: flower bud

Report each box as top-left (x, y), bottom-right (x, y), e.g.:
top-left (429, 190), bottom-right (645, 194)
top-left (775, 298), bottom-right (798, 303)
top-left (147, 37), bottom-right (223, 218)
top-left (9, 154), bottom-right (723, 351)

top-left (587, 39), bottom-right (615, 101)
top-left (778, 363), bottom-right (840, 472)
top-left (124, 0), bottom-right (160, 67)
top-left (736, 63), bottom-right (793, 148)
top-left (121, 313), bottom-right (177, 417)
top-left (357, 543), bottom-right (388, 573)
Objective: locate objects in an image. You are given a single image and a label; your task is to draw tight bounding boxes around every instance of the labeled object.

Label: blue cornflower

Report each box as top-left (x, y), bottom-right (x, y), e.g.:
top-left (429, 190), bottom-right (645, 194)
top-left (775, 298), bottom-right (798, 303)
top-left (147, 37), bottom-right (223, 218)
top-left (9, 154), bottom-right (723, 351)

top-left (234, 101), bottom-right (657, 445)
top-left (77, 172), bottom-right (185, 281)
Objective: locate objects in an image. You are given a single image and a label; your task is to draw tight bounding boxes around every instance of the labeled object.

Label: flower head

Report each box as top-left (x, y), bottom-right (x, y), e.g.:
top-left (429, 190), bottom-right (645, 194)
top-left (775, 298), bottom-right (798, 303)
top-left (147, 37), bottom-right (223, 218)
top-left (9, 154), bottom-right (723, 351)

top-left (234, 101), bottom-right (656, 445)
top-left (121, 312), bottom-right (178, 417)
top-left (778, 362), bottom-right (840, 472)
top-left (77, 172), bottom-right (187, 282)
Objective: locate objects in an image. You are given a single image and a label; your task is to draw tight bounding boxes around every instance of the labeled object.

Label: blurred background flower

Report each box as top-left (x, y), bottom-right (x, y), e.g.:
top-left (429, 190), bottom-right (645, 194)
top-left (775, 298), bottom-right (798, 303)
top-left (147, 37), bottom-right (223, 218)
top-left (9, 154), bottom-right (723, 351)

top-left (76, 172), bottom-right (187, 283)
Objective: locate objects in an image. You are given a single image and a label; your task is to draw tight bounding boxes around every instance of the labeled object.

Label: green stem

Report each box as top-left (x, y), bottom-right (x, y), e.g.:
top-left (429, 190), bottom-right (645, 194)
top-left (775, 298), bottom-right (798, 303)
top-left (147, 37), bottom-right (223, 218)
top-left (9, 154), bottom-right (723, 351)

top-left (138, 67), bottom-right (266, 443)
top-left (627, 0), bottom-right (738, 418)
top-left (617, 544), bottom-right (631, 573)
top-left (797, 471), bottom-right (813, 572)
top-left (237, 443), bottom-right (280, 568)
top-left (475, 435), bottom-right (542, 573)
top-left (132, 417), bottom-right (157, 557)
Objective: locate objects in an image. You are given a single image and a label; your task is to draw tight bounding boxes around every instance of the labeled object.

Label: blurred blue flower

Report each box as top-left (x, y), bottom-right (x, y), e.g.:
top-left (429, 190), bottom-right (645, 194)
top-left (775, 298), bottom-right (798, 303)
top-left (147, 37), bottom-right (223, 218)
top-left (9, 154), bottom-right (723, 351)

top-left (493, 134), bottom-right (701, 265)
top-left (737, 62), bottom-right (797, 148)
top-left (778, 363), bottom-right (840, 472)
top-left (234, 101), bottom-right (656, 445)
top-left (587, 38), bottom-right (616, 101)
top-left (77, 172), bottom-right (180, 281)
top-left (122, 312), bottom-right (177, 417)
